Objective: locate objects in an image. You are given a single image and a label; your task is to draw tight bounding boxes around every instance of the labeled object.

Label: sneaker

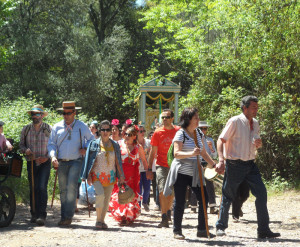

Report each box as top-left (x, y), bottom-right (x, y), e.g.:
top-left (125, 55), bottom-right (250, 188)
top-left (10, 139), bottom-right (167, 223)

top-left (142, 203), bottom-right (150, 212)
top-left (167, 210), bottom-right (172, 222)
top-left (58, 218), bottom-right (72, 226)
top-left (154, 204), bottom-right (160, 211)
top-left (257, 230), bottom-right (280, 239)
top-left (30, 216), bottom-right (36, 223)
top-left (158, 214), bottom-right (169, 228)
top-left (197, 230), bottom-right (215, 238)
top-left (216, 228), bottom-right (226, 236)
top-left (36, 218), bottom-right (45, 226)
top-left (232, 216), bottom-right (239, 223)
top-left (210, 207), bottom-right (219, 214)
top-left (174, 232), bottom-right (185, 240)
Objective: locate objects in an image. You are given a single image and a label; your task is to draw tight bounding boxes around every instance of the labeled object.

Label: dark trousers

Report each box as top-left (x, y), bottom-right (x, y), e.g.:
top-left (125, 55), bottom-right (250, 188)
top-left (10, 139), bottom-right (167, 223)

top-left (27, 159), bottom-right (51, 219)
top-left (216, 159), bottom-right (270, 232)
top-left (190, 178), bottom-right (216, 207)
top-left (139, 171), bottom-right (151, 204)
top-left (173, 173), bottom-right (208, 234)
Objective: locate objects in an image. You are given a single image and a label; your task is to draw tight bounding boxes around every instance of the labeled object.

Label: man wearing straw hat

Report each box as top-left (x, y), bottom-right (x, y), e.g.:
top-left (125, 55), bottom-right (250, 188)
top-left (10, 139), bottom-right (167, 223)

top-left (189, 121), bottom-right (219, 214)
top-left (48, 101), bottom-right (94, 226)
top-left (20, 105), bottom-right (52, 226)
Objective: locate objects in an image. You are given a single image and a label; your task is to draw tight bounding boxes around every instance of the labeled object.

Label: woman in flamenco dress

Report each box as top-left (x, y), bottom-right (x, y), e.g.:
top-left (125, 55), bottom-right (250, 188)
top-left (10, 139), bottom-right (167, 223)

top-left (109, 125), bottom-right (151, 226)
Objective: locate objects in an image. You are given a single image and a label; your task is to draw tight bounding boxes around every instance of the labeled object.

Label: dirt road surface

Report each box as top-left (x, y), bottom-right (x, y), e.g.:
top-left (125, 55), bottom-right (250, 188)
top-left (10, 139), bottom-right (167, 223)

top-left (0, 191), bottom-right (299, 247)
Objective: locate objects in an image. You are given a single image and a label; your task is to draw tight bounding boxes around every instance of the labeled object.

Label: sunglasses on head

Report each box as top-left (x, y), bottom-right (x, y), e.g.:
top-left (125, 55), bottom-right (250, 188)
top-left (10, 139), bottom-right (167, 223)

top-left (200, 127), bottom-right (208, 130)
top-left (100, 128), bottom-right (111, 132)
top-left (139, 130), bottom-right (146, 133)
top-left (62, 111), bottom-right (74, 116)
top-left (125, 133), bottom-right (133, 137)
top-left (31, 113), bottom-right (42, 117)
top-left (162, 116), bottom-right (171, 119)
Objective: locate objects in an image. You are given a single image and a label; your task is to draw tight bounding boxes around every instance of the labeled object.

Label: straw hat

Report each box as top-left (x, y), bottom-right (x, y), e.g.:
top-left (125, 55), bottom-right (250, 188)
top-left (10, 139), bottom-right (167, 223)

top-left (27, 105), bottom-right (48, 117)
top-left (56, 101), bottom-right (82, 111)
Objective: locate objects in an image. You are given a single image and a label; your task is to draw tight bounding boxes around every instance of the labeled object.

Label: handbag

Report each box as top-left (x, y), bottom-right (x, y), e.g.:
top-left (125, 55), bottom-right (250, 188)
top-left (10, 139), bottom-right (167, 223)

top-left (118, 184), bottom-right (135, 205)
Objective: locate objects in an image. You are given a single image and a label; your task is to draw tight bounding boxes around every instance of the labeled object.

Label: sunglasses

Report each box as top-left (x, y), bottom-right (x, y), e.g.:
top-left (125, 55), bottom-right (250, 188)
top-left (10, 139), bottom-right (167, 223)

top-left (31, 113), bottom-right (42, 117)
top-left (125, 133), bottom-right (133, 137)
top-left (162, 116), bottom-right (172, 119)
top-left (139, 130), bottom-right (146, 133)
top-left (200, 127), bottom-right (208, 131)
top-left (100, 128), bottom-right (111, 132)
top-left (62, 111), bottom-right (74, 116)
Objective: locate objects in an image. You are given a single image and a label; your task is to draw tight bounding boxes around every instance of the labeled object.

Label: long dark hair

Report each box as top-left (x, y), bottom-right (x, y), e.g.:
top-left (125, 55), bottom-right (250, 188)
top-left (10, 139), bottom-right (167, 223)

top-left (179, 107), bottom-right (199, 129)
top-left (126, 126), bottom-right (138, 145)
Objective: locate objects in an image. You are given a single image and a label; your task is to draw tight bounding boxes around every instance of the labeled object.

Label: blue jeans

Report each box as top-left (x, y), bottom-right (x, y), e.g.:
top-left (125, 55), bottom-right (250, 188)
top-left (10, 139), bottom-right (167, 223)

top-left (27, 159), bottom-right (51, 219)
top-left (58, 159), bottom-right (83, 220)
top-left (139, 172), bottom-right (151, 204)
top-left (216, 159), bottom-right (270, 232)
top-left (173, 173), bottom-right (208, 234)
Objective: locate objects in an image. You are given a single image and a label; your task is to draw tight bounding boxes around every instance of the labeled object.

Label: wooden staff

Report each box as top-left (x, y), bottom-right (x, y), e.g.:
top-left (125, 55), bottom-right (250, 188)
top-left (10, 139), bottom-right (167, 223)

top-left (31, 154), bottom-right (35, 214)
top-left (51, 169), bottom-right (58, 208)
top-left (193, 129), bottom-right (210, 239)
top-left (79, 128), bottom-right (90, 217)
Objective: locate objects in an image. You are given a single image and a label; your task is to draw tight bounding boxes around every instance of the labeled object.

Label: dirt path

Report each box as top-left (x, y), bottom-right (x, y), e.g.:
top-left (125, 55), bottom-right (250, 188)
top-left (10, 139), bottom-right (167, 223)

top-left (0, 191), bottom-right (299, 247)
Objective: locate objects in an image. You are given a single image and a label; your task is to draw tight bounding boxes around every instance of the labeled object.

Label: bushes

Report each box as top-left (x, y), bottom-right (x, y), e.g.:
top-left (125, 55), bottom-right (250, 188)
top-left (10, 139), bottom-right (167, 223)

top-left (0, 95), bottom-right (89, 202)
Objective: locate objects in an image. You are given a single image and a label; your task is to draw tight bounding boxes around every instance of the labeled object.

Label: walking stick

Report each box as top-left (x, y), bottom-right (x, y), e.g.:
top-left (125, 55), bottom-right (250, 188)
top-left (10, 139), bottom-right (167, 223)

top-left (79, 128), bottom-right (90, 217)
top-left (31, 154), bottom-right (35, 214)
top-left (51, 169), bottom-right (58, 208)
top-left (193, 129), bottom-right (210, 239)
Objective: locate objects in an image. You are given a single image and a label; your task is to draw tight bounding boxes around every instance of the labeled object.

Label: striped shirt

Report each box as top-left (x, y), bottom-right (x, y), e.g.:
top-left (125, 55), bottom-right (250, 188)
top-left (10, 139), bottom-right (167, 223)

top-left (219, 113), bottom-right (260, 161)
top-left (20, 123), bottom-right (52, 161)
top-left (173, 128), bottom-right (203, 176)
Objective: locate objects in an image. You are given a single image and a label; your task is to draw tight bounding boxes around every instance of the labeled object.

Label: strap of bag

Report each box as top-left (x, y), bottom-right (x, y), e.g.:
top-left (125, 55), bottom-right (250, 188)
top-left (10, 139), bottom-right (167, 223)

top-left (113, 141), bottom-right (123, 180)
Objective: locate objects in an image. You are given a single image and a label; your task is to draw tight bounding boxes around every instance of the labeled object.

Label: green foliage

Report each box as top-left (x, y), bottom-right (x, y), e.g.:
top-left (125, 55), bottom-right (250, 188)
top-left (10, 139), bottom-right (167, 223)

top-left (0, 95), bottom-right (89, 203)
top-left (141, 0), bottom-right (300, 183)
top-left (264, 169), bottom-right (292, 193)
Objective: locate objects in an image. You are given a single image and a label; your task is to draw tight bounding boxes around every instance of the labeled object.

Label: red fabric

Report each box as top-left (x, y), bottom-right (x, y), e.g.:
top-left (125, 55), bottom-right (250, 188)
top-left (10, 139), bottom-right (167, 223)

top-left (109, 144), bottom-right (141, 223)
top-left (150, 125), bottom-right (180, 167)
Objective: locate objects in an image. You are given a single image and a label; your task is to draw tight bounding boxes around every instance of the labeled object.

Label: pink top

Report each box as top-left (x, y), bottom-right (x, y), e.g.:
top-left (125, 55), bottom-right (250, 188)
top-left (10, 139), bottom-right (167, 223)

top-left (0, 134), bottom-right (12, 152)
top-left (219, 113), bottom-right (260, 161)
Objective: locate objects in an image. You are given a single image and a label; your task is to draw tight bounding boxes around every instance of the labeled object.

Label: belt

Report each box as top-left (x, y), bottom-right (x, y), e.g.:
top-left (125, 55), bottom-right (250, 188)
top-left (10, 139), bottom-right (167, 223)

top-left (58, 159), bottom-right (75, 162)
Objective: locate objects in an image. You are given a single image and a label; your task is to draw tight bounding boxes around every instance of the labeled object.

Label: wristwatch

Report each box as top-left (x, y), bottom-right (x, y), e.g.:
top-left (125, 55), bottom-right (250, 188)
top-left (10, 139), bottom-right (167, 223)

top-left (147, 168), bottom-right (152, 171)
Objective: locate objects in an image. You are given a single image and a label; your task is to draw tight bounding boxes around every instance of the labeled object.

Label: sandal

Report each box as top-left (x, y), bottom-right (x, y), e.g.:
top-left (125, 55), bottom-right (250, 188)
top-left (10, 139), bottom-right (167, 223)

top-left (95, 221), bottom-right (103, 229)
top-left (102, 222), bottom-right (108, 229)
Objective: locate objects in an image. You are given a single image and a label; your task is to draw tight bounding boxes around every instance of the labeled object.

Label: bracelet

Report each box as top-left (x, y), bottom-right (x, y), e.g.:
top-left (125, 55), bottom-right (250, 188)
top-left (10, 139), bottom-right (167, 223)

top-left (147, 168), bottom-right (152, 171)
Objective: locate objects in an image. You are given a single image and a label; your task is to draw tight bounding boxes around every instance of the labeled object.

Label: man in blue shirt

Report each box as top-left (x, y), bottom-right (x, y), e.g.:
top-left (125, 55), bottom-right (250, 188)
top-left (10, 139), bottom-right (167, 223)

top-left (48, 101), bottom-right (94, 226)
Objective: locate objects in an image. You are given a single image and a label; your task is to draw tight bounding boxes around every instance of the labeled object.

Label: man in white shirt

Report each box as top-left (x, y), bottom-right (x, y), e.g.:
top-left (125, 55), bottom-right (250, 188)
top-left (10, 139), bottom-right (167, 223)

top-left (215, 96), bottom-right (280, 239)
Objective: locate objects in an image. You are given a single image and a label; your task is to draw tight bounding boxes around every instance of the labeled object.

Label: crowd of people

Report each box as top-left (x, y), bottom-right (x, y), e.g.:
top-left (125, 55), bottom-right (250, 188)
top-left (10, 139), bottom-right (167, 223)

top-left (0, 96), bottom-right (280, 239)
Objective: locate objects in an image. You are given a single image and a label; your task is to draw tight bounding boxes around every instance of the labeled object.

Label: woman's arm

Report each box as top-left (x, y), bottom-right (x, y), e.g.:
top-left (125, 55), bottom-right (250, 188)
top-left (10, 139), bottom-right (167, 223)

top-left (138, 144), bottom-right (148, 170)
top-left (173, 141), bottom-right (200, 159)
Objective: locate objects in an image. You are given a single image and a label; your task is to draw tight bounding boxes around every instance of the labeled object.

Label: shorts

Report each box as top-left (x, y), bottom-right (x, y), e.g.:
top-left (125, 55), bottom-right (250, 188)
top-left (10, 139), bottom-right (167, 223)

top-left (156, 166), bottom-right (174, 195)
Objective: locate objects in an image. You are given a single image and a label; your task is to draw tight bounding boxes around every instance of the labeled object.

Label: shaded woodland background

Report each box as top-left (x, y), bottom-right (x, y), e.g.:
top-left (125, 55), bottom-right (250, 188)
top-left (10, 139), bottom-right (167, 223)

top-left (0, 0), bottom-right (299, 200)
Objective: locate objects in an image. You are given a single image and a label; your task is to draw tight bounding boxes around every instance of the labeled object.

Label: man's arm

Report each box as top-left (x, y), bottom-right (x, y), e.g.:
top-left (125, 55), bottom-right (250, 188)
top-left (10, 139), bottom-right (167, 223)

top-left (47, 127), bottom-right (59, 167)
top-left (216, 138), bottom-right (226, 174)
top-left (148, 145), bottom-right (158, 170)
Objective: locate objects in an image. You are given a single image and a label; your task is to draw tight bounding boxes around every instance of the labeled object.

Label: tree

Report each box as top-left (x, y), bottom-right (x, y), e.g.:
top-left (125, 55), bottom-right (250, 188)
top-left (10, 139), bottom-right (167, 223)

top-left (141, 0), bottom-right (300, 181)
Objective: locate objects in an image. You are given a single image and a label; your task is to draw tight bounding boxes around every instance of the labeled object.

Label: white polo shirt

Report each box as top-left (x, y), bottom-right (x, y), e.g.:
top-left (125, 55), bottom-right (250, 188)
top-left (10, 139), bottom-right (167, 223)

top-left (219, 113), bottom-right (260, 161)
